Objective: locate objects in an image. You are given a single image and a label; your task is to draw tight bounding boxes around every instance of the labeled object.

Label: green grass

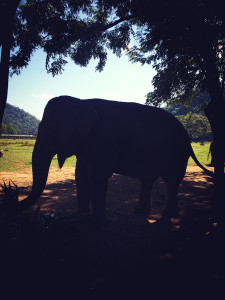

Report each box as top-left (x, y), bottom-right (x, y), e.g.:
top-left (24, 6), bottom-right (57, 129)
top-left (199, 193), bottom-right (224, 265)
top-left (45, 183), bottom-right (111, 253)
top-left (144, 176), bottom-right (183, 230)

top-left (0, 139), bottom-right (211, 172)
top-left (188, 142), bottom-right (211, 166)
top-left (0, 139), bottom-right (76, 172)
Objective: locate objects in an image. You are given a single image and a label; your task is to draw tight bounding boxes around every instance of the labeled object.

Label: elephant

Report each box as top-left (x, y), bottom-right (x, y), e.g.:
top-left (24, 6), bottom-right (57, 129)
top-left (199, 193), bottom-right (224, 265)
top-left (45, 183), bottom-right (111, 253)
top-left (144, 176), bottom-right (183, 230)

top-left (18, 96), bottom-right (212, 223)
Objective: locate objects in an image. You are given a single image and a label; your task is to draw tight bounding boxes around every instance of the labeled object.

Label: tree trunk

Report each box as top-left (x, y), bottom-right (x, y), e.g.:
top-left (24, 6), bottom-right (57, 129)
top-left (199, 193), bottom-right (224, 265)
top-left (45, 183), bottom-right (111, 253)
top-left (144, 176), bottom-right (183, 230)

top-left (205, 101), bottom-right (225, 222)
top-left (0, 40), bottom-right (11, 126)
top-left (204, 66), bottom-right (225, 222)
top-left (200, 43), bottom-right (225, 223)
top-left (0, 0), bottom-right (21, 127)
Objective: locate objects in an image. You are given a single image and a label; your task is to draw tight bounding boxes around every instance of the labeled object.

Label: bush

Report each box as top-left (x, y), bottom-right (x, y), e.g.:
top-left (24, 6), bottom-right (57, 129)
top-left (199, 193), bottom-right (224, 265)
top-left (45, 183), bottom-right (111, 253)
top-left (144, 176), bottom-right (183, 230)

top-left (176, 113), bottom-right (212, 142)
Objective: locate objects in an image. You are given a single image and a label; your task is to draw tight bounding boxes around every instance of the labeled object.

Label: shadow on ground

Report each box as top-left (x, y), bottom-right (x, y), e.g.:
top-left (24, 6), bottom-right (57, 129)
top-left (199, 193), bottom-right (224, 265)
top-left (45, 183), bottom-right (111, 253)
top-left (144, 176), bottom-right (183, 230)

top-left (1, 171), bottom-right (225, 299)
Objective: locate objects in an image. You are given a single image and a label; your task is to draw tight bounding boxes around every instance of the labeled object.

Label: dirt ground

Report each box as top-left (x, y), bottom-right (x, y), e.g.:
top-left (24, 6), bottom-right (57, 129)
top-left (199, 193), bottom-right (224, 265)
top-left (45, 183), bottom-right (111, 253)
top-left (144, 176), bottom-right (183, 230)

top-left (0, 165), bottom-right (213, 215)
top-left (1, 165), bottom-right (225, 299)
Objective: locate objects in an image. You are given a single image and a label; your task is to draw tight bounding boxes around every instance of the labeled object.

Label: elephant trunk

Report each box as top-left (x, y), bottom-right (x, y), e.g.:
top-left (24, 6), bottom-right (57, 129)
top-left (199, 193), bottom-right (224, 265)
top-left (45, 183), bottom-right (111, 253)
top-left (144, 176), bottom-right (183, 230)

top-left (18, 139), bottom-right (55, 211)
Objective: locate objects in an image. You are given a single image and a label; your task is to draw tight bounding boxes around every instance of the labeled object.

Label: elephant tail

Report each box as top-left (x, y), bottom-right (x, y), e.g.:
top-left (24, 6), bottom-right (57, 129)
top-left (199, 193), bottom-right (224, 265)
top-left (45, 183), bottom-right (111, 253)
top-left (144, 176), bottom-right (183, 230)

top-left (190, 146), bottom-right (214, 177)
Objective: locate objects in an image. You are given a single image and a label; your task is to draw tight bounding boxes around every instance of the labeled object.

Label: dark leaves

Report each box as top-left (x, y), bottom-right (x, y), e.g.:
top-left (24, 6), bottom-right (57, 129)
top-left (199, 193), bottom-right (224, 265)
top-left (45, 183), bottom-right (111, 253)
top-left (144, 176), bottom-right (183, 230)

top-left (1, 180), bottom-right (19, 215)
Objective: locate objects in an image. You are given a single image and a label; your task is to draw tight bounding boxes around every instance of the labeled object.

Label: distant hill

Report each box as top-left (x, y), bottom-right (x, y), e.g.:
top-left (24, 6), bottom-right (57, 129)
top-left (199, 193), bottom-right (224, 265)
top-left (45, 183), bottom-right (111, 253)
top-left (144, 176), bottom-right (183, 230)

top-left (1, 103), bottom-right (40, 135)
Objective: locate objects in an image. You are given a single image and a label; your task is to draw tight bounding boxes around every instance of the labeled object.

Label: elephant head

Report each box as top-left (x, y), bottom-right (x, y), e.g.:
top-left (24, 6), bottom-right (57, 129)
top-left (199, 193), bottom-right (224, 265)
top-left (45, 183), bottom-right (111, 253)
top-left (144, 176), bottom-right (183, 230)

top-left (18, 96), bottom-right (97, 211)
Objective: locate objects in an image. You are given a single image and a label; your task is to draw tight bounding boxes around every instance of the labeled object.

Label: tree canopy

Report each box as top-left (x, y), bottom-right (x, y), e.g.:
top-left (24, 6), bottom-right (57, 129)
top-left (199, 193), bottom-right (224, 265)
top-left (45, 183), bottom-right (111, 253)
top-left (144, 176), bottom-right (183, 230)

top-left (9, 1), bottom-right (225, 104)
top-left (138, 1), bottom-right (225, 108)
top-left (3, 1), bottom-right (225, 110)
top-left (9, 0), bottom-right (134, 76)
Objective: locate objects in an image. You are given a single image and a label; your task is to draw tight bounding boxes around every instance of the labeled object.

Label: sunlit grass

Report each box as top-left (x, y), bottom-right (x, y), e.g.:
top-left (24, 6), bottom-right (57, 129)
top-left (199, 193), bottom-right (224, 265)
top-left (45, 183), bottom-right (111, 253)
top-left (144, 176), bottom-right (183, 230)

top-left (0, 139), bottom-right (34, 171)
top-left (188, 142), bottom-right (211, 166)
top-left (0, 139), bottom-right (211, 172)
top-left (0, 139), bottom-right (76, 171)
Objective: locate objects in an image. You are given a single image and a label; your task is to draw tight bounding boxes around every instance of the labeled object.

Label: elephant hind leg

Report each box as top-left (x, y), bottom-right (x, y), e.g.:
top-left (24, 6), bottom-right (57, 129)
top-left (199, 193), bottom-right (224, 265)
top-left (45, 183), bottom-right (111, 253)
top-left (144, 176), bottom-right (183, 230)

top-left (134, 178), bottom-right (156, 214)
top-left (75, 159), bottom-right (91, 213)
top-left (89, 175), bottom-right (109, 225)
top-left (161, 178), bottom-right (181, 220)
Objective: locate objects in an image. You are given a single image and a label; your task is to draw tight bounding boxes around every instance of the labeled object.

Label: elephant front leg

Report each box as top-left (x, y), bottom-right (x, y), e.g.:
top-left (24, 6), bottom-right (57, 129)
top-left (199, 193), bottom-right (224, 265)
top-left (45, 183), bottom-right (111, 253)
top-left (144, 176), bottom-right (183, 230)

top-left (75, 158), bottom-right (91, 214)
top-left (89, 175), bottom-right (109, 225)
top-left (161, 179), bottom-right (180, 220)
top-left (134, 178), bottom-right (156, 214)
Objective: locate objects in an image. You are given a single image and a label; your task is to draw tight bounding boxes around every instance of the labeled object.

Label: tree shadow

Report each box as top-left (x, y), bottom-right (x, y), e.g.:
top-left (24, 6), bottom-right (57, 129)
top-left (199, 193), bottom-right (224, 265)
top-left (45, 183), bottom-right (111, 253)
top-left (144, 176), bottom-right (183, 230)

top-left (16, 171), bottom-right (213, 222)
top-left (1, 171), bottom-right (224, 298)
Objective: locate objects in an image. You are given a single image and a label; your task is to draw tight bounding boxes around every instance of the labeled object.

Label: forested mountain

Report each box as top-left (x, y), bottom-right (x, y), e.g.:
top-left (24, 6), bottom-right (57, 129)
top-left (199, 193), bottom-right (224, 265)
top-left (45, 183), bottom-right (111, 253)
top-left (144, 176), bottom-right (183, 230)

top-left (0, 103), bottom-right (40, 135)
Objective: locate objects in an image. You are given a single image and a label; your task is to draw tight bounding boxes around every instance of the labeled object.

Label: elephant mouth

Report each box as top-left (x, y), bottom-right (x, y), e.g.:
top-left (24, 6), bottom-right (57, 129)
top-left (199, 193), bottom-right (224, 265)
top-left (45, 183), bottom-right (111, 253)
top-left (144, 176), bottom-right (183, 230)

top-left (57, 152), bottom-right (67, 168)
top-left (57, 152), bottom-right (74, 168)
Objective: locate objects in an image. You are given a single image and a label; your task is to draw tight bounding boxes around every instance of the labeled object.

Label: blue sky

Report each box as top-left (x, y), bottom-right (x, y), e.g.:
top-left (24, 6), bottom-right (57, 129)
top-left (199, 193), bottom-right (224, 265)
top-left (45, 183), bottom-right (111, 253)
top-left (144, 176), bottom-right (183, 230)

top-left (7, 49), bottom-right (156, 120)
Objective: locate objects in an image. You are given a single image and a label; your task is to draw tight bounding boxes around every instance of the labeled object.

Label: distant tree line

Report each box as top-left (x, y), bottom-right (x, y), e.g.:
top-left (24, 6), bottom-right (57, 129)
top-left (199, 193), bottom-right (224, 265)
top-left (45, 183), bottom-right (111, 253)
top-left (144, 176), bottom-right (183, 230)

top-left (165, 93), bottom-right (212, 142)
top-left (0, 122), bottom-right (19, 134)
top-left (0, 103), bottom-right (39, 135)
top-left (176, 114), bottom-right (212, 143)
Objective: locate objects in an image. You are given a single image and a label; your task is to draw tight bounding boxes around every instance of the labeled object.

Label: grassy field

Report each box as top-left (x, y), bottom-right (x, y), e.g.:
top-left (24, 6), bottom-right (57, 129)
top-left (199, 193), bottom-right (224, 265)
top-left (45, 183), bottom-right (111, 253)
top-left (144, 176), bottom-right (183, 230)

top-left (0, 139), bottom-right (211, 172)
top-left (188, 142), bottom-right (211, 165)
top-left (0, 139), bottom-right (76, 171)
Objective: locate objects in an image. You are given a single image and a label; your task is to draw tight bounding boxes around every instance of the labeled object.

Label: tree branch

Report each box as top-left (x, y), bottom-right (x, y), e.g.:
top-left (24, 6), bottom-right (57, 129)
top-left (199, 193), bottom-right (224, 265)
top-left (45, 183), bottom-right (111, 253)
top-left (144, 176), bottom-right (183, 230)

top-left (102, 15), bottom-right (136, 31)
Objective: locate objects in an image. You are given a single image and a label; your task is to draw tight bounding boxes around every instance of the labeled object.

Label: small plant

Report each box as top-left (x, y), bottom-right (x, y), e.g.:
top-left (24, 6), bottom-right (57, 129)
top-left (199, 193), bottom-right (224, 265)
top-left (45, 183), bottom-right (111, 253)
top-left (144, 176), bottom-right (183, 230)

top-left (1, 180), bottom-right (19, 216)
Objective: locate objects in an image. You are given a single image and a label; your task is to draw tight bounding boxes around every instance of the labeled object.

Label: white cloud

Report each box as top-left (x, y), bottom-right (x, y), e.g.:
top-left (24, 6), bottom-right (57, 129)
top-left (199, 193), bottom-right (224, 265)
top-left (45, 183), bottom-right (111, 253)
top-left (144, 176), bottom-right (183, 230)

top-left (31, 93), bottom-right (55, 99)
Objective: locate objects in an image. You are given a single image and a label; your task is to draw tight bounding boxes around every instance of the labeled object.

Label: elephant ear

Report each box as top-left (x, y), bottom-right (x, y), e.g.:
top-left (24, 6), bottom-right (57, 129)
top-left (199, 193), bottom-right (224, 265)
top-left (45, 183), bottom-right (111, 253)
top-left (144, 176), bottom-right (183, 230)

top-left (55, 101), bottom-right (98, 161)
top-left (74, 102), bottom-right (98, 142)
